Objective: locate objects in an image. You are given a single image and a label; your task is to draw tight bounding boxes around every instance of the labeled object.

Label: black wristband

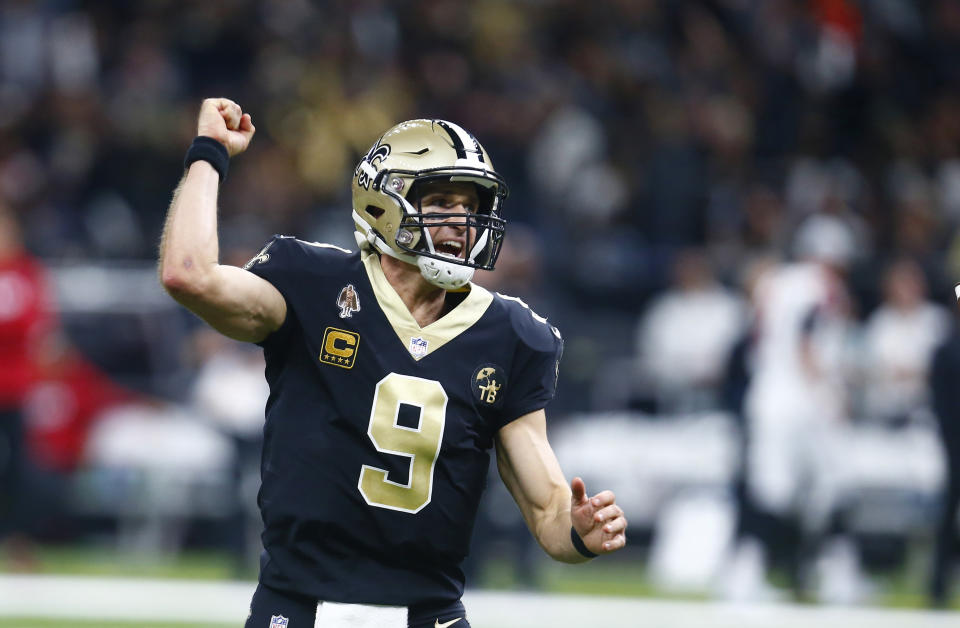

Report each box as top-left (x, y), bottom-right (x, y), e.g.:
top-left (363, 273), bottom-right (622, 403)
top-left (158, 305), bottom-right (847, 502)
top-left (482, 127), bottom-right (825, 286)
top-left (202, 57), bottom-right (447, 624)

top-left (571, 526), bottom-right (598, 559)
top-left (184, 136), bottom-right (229, 182)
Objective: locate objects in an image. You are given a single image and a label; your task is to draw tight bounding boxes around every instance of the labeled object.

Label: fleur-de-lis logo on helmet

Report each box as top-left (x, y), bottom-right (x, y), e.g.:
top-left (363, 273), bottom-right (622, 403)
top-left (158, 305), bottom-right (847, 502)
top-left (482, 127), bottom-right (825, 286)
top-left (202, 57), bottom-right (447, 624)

top-left (355, 141), bottom-right (391, 190)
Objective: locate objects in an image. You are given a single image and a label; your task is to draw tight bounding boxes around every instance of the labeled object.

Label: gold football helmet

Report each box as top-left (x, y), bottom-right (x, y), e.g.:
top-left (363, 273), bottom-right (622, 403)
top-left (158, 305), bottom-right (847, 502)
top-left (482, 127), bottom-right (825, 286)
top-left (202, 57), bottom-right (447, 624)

top-left (352, 119), bottom-right (508, 289)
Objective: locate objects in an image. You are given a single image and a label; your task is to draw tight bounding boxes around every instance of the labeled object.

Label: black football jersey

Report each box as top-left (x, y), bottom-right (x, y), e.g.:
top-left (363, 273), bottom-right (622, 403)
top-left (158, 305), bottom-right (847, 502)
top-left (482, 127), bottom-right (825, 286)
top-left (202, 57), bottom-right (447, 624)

top-left (245, 236), bottom-right (563, 607)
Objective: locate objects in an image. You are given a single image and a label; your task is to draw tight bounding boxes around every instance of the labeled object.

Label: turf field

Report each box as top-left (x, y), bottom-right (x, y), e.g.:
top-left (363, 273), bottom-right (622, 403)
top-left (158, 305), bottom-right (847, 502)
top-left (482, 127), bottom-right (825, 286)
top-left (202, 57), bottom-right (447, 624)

top-left (0, 545), bottom-right (957, 627)
top-left (0, 621), bottom-right (233, 628)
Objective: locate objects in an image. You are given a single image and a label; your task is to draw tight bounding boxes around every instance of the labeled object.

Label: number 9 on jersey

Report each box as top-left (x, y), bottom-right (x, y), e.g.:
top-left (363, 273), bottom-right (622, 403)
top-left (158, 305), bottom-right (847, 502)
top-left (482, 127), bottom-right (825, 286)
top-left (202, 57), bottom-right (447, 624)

top-left (358, 373), bottom-right (448, 513)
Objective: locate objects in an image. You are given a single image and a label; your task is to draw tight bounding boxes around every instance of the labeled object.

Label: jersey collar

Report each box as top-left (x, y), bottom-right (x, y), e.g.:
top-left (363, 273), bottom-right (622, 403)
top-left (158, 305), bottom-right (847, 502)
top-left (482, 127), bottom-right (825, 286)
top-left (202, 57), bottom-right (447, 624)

top-left (361, 250), bottom-right (493, 360)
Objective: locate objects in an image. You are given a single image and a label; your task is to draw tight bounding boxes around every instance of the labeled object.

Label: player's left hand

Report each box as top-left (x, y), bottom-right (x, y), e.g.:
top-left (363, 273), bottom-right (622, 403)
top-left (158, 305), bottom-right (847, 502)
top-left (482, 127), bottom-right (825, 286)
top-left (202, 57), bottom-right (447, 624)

top-left (570, 476), bottom-right (627, 555)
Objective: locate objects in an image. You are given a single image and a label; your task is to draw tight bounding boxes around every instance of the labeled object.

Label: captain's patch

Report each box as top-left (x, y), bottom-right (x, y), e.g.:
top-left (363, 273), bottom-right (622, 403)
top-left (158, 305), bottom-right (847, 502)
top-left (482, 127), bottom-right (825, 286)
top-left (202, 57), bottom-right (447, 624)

top-left (320, 327), bottom-right (360, 369)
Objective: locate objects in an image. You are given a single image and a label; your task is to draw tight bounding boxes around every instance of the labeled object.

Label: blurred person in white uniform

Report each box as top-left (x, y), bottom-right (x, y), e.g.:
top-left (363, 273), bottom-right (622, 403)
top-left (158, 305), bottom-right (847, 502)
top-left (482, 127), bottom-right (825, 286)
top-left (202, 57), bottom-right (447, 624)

top-left (724, 214), bottom-right (862, 603)
top-left (861, 259), bottom-right (950, 426)
top-left (636, 248), bottom-right (747, 413)
top-left (190, 327), bottom-right (268, 573)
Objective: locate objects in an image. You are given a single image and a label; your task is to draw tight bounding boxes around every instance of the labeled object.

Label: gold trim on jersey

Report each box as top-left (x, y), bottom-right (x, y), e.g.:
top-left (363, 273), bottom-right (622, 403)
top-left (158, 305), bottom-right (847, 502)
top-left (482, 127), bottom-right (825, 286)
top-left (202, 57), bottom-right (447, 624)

top-left (361, 250), bottom-right (493, 360)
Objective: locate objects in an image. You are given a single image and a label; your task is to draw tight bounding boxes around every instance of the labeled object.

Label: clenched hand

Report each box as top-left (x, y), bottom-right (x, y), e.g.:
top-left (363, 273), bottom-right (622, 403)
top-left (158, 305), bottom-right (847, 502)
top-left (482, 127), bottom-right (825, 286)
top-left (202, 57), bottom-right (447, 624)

top-left (196, 97), bottom-right (255, 157)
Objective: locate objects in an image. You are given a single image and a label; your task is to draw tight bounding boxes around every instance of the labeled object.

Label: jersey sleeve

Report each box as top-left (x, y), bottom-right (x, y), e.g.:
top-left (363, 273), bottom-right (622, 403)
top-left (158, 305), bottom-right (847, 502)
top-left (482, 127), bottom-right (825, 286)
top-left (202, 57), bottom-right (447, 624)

top-left (242, 235), bottom-right (309, 348)
top-left (497, 298), bottom-right (564, 428)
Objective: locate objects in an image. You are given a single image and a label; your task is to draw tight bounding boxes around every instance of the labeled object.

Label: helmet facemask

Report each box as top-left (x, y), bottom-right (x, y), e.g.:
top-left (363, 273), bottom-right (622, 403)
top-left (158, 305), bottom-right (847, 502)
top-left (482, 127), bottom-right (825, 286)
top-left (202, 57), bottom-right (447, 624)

top-left (388, 175), bottom-right (504, 289)
top-left (405, 175), bottom-right (502, 250)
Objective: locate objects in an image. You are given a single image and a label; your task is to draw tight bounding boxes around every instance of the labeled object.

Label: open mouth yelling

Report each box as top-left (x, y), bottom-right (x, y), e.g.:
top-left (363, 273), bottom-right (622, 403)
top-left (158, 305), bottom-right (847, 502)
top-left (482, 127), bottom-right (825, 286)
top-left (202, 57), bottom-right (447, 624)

top-left (435, 239), bottom-right (464, 259)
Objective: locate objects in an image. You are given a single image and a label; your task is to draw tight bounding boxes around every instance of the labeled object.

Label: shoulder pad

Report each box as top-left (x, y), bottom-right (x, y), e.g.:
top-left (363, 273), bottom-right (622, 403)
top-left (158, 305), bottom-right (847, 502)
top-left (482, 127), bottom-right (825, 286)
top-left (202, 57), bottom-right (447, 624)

top-left (493, 292), bottom-right (562, 352)
top-left (298, 240), bottom-right (353, 254)
top-left (243, 235), bottom-right (354, 273)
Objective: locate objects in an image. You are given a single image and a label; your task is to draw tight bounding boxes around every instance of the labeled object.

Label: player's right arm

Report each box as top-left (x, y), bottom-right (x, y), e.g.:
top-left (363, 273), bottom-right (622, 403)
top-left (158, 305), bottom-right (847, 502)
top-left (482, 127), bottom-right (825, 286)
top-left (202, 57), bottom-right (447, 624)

top-left (159, 98), bottom-right (286, 344)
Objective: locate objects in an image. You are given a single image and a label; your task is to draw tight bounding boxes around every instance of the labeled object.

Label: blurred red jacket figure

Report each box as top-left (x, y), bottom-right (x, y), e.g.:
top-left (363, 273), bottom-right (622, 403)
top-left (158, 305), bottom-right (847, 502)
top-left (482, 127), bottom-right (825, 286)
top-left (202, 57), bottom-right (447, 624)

top-left (0, 247), bottom-right (55, 407)
top-left (23, 351), bottom-right (131, 472)
top-left (0, 201), bottom-right (57, 553)
top-left (0, 204), bottom-right (132, 472)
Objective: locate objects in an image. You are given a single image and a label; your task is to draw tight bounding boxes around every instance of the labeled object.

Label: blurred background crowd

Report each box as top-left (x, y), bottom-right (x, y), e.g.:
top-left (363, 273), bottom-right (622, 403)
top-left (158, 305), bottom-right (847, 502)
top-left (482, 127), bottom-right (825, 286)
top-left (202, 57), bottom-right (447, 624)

top-left (2, 0), bottom-right (960, 611)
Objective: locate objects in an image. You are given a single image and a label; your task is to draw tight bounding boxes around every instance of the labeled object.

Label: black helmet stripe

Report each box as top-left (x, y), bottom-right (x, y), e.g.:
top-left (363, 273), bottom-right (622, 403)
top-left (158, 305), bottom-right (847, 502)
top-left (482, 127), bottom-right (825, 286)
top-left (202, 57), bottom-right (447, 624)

top-left (436, 120), bottom-right (485, 164)
top-left (474, 138), bottom-right (485, 162)
top-left (435, 120), bottom-right (467, 159)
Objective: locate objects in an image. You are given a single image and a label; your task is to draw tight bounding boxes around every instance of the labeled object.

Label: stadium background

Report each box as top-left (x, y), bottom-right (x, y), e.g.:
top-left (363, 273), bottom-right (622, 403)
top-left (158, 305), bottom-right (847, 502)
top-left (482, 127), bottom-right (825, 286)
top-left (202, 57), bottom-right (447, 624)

top-left (2, 0), bottom-right (960, 625)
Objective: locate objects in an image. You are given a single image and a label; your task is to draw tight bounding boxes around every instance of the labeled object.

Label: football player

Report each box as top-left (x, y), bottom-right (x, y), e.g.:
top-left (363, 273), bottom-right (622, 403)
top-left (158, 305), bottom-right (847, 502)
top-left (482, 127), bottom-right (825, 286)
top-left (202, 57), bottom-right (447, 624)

top-left (159, 98), bottom-right (627, 628)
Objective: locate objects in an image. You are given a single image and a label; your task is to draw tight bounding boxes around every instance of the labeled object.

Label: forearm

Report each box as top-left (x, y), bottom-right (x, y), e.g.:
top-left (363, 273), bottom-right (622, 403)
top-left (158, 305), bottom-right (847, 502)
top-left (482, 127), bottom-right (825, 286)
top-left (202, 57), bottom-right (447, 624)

top-left (159, 161), bottom-right (222, 300)
top-left (495, 420), bottom-right (587, 564)
top-left (529, 498), bottom-right (589, 564)
top-left (497, 411), bottom-right (626, 563)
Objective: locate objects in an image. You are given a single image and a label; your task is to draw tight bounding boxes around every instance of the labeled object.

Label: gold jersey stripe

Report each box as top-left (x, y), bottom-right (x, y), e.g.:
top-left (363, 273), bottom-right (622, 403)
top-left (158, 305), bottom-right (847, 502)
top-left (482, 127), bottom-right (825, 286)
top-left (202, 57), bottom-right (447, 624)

top-left (361, 250), bottom-right (493, 360)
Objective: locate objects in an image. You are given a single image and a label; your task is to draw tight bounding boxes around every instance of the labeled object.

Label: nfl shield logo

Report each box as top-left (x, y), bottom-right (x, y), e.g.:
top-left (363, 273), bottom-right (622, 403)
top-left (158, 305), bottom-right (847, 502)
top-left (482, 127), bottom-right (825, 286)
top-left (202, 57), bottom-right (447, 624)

top-left (409, 336), bottom-right (428, 358)
top-left (269, 615), bottom-right (288, 628)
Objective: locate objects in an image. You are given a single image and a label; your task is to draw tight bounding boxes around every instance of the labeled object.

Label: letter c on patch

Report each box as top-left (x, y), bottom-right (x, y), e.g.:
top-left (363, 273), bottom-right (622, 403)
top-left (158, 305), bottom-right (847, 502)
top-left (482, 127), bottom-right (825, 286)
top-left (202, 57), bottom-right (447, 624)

top-left (325, 330), bottom-right (356, 357)
top-left (320, 327), bottom-right (360, 369)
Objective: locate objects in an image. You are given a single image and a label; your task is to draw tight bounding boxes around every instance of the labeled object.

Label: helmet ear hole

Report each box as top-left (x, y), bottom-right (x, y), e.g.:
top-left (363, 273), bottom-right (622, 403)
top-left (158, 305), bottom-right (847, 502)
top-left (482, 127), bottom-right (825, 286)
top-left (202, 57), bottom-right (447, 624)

top-left (366, 205), bottom-right (385, 219)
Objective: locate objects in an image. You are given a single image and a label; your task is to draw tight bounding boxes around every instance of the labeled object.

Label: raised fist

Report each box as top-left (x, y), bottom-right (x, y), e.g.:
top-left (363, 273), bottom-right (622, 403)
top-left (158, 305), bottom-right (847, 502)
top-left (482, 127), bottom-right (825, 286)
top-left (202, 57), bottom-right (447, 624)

top-left (196, 98), bottom-right (256, 157)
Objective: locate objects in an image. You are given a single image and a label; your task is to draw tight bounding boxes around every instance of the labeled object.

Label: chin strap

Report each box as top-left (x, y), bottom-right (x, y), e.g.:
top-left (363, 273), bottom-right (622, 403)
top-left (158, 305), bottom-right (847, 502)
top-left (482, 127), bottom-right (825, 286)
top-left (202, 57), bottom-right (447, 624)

top-left (357, 229), bottom-right (474, 289)
top-left (417, 255), bottom-right (474, 289)
top-left (355, 221), bottom-right (475, 289)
